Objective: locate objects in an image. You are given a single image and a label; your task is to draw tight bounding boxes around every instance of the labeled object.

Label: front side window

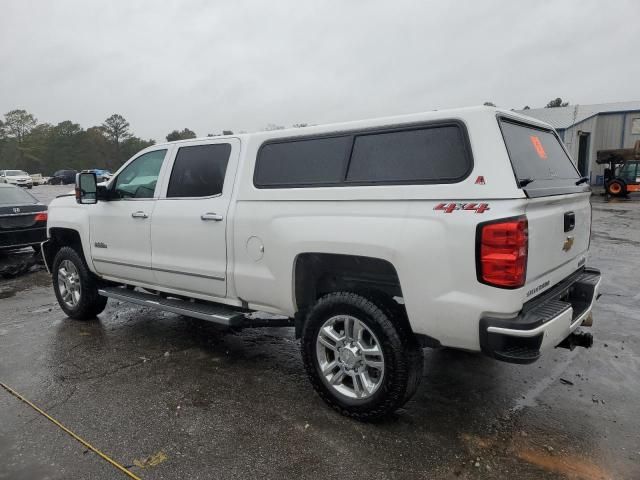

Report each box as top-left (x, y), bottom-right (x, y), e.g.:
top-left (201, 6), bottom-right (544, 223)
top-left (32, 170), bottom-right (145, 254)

top-left (114, 149), bottom-right (167, 199)
top-left (166, 144), bottom-right (231, 198)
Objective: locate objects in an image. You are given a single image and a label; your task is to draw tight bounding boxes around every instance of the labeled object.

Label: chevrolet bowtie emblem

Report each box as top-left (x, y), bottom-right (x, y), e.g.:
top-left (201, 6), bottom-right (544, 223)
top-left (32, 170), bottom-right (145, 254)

top-left (563, 236), bottom-right (574, 252)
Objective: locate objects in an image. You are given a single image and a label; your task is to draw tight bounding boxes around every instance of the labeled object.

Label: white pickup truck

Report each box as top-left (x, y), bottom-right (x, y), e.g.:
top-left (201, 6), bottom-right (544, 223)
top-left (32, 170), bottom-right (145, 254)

top-left (43, 107), bottom-right (601, 420)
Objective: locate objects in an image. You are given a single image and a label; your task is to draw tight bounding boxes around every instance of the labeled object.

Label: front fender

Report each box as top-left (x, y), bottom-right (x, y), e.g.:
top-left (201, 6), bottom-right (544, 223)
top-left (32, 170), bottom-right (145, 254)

top-left (47, 197), bottom-right (95, 273)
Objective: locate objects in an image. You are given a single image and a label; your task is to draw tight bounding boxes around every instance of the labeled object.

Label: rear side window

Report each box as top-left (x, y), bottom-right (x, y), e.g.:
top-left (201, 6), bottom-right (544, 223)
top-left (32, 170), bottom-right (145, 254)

top-left (347, 126), bottom-right (470, 183)
top-left (167, 144), bottom-right (231, 198)
top-left (500, 119), bottom-right (583, 196)
top-left (254, 136), bottom-right (351, 187)
top-left (254, 122), bottom-right (471, 188)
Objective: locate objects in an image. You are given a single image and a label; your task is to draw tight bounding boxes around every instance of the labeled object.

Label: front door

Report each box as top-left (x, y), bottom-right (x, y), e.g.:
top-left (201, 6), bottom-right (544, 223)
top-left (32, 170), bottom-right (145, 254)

top-left (150, 138), bottom-right (240, 299)
top-left (90, 148), bottom-right (170, 284)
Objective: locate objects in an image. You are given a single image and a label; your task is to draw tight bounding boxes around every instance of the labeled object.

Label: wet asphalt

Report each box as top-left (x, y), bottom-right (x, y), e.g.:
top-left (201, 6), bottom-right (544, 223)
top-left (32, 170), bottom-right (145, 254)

top-left (0, 185), bottom-right (638, 479)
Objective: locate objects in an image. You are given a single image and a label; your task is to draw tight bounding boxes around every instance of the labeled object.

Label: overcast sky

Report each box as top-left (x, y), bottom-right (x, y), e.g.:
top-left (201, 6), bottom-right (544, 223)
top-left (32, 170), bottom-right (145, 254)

top-left (1, 0), bottom-right (638, 141)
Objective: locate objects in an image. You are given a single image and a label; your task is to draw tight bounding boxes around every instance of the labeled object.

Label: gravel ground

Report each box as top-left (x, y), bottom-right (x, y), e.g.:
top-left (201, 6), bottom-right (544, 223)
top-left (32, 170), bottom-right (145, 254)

top-left (0, 191), bottom-right (638, 479)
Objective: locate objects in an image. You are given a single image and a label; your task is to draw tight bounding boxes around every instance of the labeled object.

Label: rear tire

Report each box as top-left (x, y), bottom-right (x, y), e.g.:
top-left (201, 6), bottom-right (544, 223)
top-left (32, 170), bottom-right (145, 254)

top-left (301, 291), bottom-right (423, 421)
top-left (52, 246), bottom-right (107, 320)
top-left (606, 179), bottom-right (626, 197)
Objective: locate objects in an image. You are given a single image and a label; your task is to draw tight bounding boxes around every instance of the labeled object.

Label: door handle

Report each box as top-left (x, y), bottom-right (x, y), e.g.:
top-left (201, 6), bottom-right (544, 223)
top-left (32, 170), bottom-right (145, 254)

top-left (131, 211), bottom-right (148, 219)
top-left (564, 211), bottom-right (575, 232)
top-left (201, 213), bottom-right (223, 221)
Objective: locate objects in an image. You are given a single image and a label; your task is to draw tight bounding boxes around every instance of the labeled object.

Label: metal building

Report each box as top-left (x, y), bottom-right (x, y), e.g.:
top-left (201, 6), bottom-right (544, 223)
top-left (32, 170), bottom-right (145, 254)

top-left (516, 101), bottom-right (640, 185)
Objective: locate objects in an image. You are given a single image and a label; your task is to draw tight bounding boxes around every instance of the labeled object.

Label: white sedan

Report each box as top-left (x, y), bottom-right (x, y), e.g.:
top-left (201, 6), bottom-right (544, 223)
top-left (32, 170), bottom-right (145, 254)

top-left (0, 170), bottom-right (33, 189)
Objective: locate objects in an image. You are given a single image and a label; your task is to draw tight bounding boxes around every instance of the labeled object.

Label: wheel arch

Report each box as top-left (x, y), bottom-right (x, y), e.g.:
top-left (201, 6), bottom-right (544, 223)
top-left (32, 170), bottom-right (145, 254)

top-left (293, 253), bottom-right (411, 334)
top-left (294, 252), bottom-right (402, 304)
top-left (45, 228), bottom-right (90, 272)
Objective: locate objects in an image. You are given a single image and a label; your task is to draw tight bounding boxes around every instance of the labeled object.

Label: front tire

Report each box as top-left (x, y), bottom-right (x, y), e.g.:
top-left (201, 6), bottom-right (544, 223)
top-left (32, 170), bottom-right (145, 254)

top-left (52, 246), bottom-right (107, 320)
top-left (301, 292), bottom-right (423, 421)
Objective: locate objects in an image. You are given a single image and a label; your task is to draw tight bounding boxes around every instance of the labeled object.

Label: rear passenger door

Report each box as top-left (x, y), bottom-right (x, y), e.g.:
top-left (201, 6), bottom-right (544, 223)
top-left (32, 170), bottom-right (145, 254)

top-left (151, 138), bottom-right (240, 299)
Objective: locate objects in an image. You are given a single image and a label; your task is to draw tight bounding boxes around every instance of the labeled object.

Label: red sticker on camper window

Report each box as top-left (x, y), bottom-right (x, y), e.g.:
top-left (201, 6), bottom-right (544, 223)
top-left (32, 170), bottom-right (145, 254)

top-left (529, 135), bottom-right (547, 159)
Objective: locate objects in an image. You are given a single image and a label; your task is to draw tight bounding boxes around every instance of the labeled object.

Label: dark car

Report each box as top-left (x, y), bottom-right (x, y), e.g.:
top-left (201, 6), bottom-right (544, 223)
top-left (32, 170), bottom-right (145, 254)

top-left (0, 184), bottom-right (47, 251)
top-left (48, 169), bottom-right (77, 185)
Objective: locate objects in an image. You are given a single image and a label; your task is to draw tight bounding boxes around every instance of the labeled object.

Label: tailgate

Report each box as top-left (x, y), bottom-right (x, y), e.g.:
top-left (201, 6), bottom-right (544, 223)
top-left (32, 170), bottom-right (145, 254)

top-left (525, 192), bottom-right (591, 282)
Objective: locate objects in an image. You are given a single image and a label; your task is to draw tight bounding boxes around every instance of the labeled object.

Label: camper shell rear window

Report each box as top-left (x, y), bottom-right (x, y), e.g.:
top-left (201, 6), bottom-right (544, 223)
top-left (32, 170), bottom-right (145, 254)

top-left (499, 117), bottom-right (589, 197)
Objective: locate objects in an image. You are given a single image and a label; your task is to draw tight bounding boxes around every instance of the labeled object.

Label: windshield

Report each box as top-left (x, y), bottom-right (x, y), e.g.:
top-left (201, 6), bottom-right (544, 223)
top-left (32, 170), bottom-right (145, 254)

top-left (0, 187), bottom-right (38, 205)
top-left (618, 162), bottom-right (639, 183)
top-left (499, 119), bottom-right (586, 197)
top-left (6, 170), bottom-right (28, 176)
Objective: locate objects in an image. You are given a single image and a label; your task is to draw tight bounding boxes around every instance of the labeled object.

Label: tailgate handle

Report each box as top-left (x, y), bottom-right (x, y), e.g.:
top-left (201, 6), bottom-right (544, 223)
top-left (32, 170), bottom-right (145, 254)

top-left (564, 211), bottom-right (575, 232)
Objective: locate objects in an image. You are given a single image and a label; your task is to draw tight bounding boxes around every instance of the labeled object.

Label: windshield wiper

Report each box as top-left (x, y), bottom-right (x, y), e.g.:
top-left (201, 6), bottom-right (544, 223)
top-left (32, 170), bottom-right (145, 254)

top-left (518, 178), bottom-right (535, 187)
top-left (575, 177), bottom-right (589, 185)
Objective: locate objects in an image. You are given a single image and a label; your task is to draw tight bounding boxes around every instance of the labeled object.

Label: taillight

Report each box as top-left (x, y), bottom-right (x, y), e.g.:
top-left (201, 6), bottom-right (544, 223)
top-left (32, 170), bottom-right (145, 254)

top-left (34, 212), bottom-right (48, 222)
top-left (476, 216), bottom-right (528, 288)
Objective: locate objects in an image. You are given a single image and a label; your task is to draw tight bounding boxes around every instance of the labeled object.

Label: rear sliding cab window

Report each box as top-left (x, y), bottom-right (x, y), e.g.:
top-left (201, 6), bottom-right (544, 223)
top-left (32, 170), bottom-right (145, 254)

top-left (254, 122), bottom-right (472, 188)
top-left (499, 119), bottom-right (586, 197)
top-left (167, 144), bottom-right (231, 198)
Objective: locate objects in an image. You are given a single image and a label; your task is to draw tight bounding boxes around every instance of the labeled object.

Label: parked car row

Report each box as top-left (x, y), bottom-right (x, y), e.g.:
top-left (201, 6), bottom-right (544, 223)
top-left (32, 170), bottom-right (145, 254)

top-left (0, 168), bottom-right (114, 187)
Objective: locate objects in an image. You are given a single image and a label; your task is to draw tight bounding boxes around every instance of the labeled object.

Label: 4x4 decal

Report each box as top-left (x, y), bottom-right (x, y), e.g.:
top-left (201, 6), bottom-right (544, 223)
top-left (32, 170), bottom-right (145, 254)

top-left (434, 202), bottom-right (490, 214)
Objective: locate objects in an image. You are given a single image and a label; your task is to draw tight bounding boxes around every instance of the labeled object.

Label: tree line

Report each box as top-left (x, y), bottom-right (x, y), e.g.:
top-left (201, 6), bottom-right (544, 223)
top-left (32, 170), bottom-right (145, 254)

top-left (0, 110), bottom-right (155, 175)
top-left (0, 109), bottom-right (309, 175)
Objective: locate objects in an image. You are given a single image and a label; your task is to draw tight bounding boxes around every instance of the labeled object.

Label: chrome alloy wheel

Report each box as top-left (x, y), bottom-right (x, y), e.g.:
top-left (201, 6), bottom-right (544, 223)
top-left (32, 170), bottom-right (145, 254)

top-left (57, 260), bottom-right (81, 308)
top-left (316, 315), bottom-right (385, 399)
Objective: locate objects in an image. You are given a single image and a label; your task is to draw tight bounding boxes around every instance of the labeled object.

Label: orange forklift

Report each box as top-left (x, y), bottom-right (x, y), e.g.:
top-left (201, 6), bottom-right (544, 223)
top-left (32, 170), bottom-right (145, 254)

top-left (597, 140), bottom-right (640, 197)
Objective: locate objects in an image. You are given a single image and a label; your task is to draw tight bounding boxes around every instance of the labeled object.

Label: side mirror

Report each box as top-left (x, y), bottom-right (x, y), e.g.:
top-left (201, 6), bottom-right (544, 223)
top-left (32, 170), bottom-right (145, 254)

top-left (76, 172), bottom-right (98, 204)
